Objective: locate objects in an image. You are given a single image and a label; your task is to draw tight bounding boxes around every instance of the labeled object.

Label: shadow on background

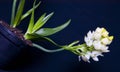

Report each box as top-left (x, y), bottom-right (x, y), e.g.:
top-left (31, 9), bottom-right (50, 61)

top-left (0, 0), bottom-right (120, 72)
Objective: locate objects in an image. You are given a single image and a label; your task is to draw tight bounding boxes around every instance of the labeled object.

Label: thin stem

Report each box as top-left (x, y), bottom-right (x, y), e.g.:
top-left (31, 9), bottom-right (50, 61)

top-left (10, 0), bottom-right (17, 26)
top-left (68, 40), bottom-right (79, 47)
top-left (32, 43), bottom-right (64, 53)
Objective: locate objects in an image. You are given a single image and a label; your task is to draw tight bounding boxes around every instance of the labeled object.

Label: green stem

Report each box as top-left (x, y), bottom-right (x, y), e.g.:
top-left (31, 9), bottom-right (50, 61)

top-left (10, 0), bottom-right (17, 26)
top-left (32, 43), bottom-right (64, 53)
top-left (62, 43), bottom-right (87, 55)
top-left (68, 40), bottom-right (79, 47)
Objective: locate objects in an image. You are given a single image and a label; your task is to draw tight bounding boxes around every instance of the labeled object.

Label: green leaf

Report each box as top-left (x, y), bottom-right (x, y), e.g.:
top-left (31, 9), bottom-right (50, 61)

top-left (42, 37), bottom-right (60, 46)
top-left (24, 33), bottom-right (60, 47)
top-left (26, 0), bottom-right (36, 34)
top-left (35, 19), bottom-right (71, 36)
top-left (10, 0), bottom-right (17, 26)
top-left (31, 13), bottom-right (46, 33)
top-left (68, 40), bottom-right (79, 47)
top-left (21, 1), bottom-right (41, 20)
top-left (13, 0), bottom-right (25, 27)
top-left (32, 12), bottom-right (54, 33)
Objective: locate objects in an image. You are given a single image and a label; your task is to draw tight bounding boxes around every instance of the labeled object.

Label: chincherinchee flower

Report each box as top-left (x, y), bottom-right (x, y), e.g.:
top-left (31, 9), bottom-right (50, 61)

top-left (85, 27), bottom-right (113, 51)
top-left (83, 27), bottom-right (113, 62)
top-left (63, 27), bottom-right (113, 63)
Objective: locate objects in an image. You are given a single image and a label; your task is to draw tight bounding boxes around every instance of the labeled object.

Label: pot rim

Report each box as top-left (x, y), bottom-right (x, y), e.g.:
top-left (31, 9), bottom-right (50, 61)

top-left (0, 22), bottom-right (26, 48)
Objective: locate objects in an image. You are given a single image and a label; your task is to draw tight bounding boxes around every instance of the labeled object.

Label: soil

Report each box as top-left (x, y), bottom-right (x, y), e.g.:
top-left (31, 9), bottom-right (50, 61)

top-left (0, 20), bottom-right (32, 46)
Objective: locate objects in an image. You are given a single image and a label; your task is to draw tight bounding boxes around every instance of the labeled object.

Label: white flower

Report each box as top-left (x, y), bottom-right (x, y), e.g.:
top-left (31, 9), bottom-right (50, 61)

top-left (93, 32), bottom-right (101, 40)
top-left (95, 27), bottom-right (109, 37)
top-left (85, 27), bottom-right (113, 52)
top-left (91, 51), bottom-right (103, 61)
top-left (92, 41), bottom-right (109, 52)
top-left (93, 27), bottom-right (102, 40)
top-left (78, 51), bottom-right (104, 62)
top-left (81, 27), bottom-right (113, 62)
top-left (101, 38), bottom-right (112, 45)
top-left (84, 31), bottom-right (93, 47)
top-left (66, 27), bottom-right (113, 63)
top-left (81, 52), bottom-right (91, 63)
top-left (93, 41), bottom-right (102, 50)
top-left (84, 36), bottom-right (93, 47)
top-left (95, 27), bottom-right (103, 33)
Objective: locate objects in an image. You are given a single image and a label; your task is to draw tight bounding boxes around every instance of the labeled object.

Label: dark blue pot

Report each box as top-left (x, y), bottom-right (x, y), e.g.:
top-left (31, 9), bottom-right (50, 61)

top-left (0, 21), bottom-right (28, 69)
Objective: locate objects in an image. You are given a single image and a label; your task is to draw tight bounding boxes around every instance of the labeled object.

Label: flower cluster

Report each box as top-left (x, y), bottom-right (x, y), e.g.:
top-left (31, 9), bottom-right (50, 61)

top-left (63, 27), bottom-right (113, 62)
top-left (83, 27), bottom-right (113, 62)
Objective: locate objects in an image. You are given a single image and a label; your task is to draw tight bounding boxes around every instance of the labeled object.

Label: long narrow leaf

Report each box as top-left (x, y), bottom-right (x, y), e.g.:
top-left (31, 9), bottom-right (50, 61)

top-left (21, 1), bottom-right (41, 20)
top-left (31, 13), bottom-right (46, 33)
top-left (32, 12), bottom-right (54, 33)
top-left (35, 19), bottom-right (71, 36)
top-left (26, 0), bottom-right (36, 34)
top-left (10, 0), bottom-right (17, 26)
top-left (13, 0), bottom-right (25, 27)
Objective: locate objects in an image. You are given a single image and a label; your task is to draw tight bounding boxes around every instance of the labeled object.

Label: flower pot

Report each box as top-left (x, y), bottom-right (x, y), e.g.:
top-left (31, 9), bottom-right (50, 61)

top-left (0, 21), bottom-right (31, 69)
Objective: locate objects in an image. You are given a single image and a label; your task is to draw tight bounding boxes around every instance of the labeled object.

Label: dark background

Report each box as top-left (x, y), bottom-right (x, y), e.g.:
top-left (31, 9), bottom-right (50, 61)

top-left (0, 0), bottom-right (120, 72)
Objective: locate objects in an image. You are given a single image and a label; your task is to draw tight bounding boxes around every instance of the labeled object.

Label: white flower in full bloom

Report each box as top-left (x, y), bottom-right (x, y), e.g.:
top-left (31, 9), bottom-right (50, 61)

top-left (85, 27), bottom-right (113, 52)
top-left (82, 27), bottom-right (113, 62)
top-left (63, 27), bottom-right (113, 63)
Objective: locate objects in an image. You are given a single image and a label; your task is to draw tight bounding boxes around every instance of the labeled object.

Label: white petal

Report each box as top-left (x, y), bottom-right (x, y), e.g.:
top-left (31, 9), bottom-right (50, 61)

top-left (95, 27), bottom-right (102, 33)
top-left (100, 45), bottom-right (110, 52)
top-left (84, 36), bottom-right (93, 47)
top-left (102, 30), bottom-right (109, 37)
top-left (87, 41), bottom-right (93, 47)
top-left (82, 55), bottom-right (90, 63)
top-left (93, 41), bottom-right (102, 50)
top-left (93, 32), bottom-right (101, 40)
top-left (101, 47), bottom-right (110, 52)
top-left (86, 52), bottom-right (91, 59)
top-left (87, 31), bottom-right (92, 37)
top-left (82, 52), bottom-right (91, 63)
top-left (84, 36), bottom-right (88, 43)
top-left (91, 51), bottom-right (103, 61)
top-left (92, 57), bottom-right (99, 61)
top-left (102, 50), bottom-right (110, 52)
top-left (101, 38), bottom-right (111, 45)
top-left (91, 51), bottom-right (103, 57)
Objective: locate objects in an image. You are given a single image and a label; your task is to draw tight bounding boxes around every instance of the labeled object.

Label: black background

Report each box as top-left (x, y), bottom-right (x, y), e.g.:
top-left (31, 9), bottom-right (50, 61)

top-left (0, 0), bottom-right (120, 72)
